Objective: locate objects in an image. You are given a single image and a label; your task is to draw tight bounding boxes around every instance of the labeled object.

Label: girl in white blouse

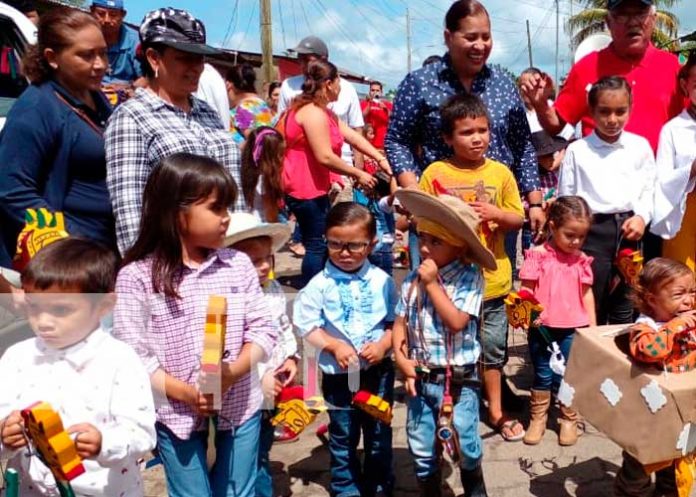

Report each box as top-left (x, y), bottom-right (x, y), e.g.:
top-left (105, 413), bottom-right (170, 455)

top-left (651, 54), bottom-right (696, 269)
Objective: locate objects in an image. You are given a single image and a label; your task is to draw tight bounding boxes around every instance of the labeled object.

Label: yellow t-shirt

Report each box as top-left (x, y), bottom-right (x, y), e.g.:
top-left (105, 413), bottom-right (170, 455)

top-left (419, 158), bottom-right (524, 300)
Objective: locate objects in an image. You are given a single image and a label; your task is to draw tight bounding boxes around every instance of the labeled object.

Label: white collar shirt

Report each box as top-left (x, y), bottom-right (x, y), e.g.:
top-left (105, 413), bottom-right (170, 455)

top-left (557, 130), bottom-right (656, 222)
top-left (651, 110), bottom-right (696, 238)
top-left (278, 75), bottom-right (365, 165)
top-left (0, 327), bottom-right (156, 497)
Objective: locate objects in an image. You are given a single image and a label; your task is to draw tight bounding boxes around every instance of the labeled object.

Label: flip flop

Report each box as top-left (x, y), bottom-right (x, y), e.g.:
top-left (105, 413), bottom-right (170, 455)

top-left (495, 417), bottom-right (525, 442)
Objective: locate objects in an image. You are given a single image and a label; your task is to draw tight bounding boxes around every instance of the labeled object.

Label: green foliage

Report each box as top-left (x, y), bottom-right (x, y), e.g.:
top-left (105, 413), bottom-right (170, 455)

top-left (566, 0), bottom-right (680, 49)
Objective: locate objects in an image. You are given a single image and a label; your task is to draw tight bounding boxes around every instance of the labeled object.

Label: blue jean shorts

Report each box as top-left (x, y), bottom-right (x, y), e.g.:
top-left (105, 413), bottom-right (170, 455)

top-left (478, 297), bottom-right (509, 369)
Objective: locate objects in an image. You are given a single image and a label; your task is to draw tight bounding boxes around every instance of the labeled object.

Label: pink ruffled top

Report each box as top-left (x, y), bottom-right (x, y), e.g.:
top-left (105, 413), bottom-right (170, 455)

top-left (518, 243), bottom-right (594, 328)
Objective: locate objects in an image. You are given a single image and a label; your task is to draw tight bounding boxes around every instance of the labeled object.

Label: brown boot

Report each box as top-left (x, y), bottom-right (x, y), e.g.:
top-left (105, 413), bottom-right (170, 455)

top-left (524, 389), bottom-right (551, 445)
top-left (558, 405), bottom-right (580, 446)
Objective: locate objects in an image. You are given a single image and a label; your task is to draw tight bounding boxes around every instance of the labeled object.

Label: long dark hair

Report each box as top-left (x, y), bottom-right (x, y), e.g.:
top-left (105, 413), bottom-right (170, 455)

top-left (122, 153), bottom-right (238, 298)
top-left (290, 60), bottom-right (338, 111)
top-left (23, 8), bottom-right (101, 84)
top-left (241, 127), bottom-right (285, 221)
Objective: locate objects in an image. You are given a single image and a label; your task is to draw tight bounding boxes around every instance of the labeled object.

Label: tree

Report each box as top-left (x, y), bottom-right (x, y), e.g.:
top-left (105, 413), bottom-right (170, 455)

top-left (566, 0), bottom-right (680, 49)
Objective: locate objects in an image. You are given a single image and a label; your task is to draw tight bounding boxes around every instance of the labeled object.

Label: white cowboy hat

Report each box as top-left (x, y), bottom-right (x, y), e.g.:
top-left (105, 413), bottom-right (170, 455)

top-left (395, 188), bottom-right (497, 271)
top-left (224, 213), bottom-right (292, 253)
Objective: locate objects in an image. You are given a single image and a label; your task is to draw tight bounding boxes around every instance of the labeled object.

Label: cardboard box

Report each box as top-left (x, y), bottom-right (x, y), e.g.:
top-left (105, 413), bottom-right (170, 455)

top-left (562, 325), bottom-right (696, 465)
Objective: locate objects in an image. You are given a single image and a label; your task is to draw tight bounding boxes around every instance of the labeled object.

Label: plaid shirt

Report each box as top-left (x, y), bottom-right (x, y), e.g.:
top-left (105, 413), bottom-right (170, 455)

top-left (395, 260), bottom-right (483, 367)
top-left (105, 88), bottom-right (245, 255)
top-left (113, 248), bottom-right (276, 439)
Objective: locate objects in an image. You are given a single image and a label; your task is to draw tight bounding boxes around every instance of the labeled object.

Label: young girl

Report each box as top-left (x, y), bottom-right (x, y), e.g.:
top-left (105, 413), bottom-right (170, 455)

top-left (241, 126), bottom-right (285, 222)
top-left (558, 75), bottom-right (656, 326)
top-left (519, 196), bottom-right (596, 446)
top-left (294, 202), bottom-right (396, 497)
top-left (113, 153), bottom-right (276, 497)
top-left (652, 53), bottom-right (696, 269)
top-left (614, 258), bottom-right (696, 497)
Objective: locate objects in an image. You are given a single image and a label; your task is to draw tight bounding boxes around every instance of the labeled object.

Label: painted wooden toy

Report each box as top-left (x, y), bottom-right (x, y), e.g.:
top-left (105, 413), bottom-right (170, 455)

top-left (271, 386), bottom-right (327, 440)
top-left (20, 401), bottom-right (84, 490)
top-left (615, 248), bottom-right (643, 288)
top-left (352, 390), bottom-right (393, 425)
top-left (504, 289), bottom-right (543, 330)
top-left (198, 295), bottom-right (227, 410)
top-left (13, 208), bottom-right (69, 272)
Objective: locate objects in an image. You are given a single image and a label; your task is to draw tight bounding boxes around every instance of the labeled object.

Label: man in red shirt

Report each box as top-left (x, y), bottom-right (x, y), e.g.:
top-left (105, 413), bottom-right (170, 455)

top-left (361, 81), bottom-right (392, 149)
top-left (520, 0), bottom-right (683, 153)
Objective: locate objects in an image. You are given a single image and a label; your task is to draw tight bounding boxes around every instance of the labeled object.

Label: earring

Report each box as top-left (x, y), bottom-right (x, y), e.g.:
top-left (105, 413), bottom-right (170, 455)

top-left (154, 67), bottom-right (159, 79)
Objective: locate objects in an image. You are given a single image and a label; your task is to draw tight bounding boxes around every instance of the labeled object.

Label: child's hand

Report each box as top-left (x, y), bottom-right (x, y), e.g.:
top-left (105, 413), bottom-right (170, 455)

top-left (405, 377), bottom-right (418, 398)
top-left (332, 341), bottom-right (359, 370)
top-left (261, 371), bottom-right (282, 400)
top-left (275, 358), bottom-right (298, 386)
top-left (677, 310), bottom-right (696, 329)
top-left (417, 259), bottom-right (439, 285)
top-left (67, 423), bottom-right (102, 459)
top-left (185, 384), bottom-right (217, 417)
top-left (469, 201), bottom-right (502, 223)
top-left (360, 341), bottom-right (386, 365)
top-left (621, 215), bottom-right (646, 241)
top-left (1, 411), bottom-right (26, 450)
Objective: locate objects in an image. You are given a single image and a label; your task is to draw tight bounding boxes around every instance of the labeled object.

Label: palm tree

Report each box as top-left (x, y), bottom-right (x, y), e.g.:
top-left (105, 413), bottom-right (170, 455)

top-left (566, 0), bottom-right (680, 49)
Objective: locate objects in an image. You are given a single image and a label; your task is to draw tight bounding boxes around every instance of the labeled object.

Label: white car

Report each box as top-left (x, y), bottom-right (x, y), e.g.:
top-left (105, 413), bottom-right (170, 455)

top-left (0, 1), bottom-right (37, 131)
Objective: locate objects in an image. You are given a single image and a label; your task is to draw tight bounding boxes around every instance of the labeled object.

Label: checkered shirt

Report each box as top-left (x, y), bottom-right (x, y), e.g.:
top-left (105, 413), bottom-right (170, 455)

top-left (395, 260), bottom-right (483, 367)
top-left (113, 248), bottom-right (276, 439)
top-left (105, 88), bottom-right (245, 255)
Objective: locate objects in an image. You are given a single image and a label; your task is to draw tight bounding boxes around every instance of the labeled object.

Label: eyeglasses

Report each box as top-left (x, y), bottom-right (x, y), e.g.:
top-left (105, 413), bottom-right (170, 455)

top-left (326, 239), bottom-right (371, 254)
top-left (609, 11), bottom-right (651, 25)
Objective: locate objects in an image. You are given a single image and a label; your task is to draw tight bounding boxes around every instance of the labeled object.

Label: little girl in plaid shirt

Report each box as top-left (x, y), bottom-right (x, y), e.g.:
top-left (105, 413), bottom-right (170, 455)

top-left (113, 153), bottom-right (276, 497)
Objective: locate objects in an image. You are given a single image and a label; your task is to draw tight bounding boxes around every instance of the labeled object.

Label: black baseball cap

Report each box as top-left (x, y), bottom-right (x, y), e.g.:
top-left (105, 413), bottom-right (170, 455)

top-left (5, 0), bottom-right (37, 13)
top-left (607, 0), bottom-right (653, 10)
top-left (531, 131), bottom-right (568, 157)
top-left (290, 36), bottom-right (329, 58)
top-left (140, 8), bottom-right (220, 56)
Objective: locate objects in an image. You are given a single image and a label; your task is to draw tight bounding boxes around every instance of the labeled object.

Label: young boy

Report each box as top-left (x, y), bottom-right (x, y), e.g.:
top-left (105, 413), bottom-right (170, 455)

top-left (419, 94), bottom-right (525, 442)
top-left (294, 202), bottom-right (397, 497)
top-left (224, 212), bottom-right (298, 497)
top-left (392, 188), bottom-right (497, 497)
top-left (0, 238), bottom-right (156, 497)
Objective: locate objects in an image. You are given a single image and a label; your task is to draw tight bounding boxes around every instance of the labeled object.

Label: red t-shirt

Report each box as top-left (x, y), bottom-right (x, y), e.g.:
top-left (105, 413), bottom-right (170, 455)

top-left (554, 43), bottom-right (683, 153)
top-left (360, 99), bottom-right (393, 149)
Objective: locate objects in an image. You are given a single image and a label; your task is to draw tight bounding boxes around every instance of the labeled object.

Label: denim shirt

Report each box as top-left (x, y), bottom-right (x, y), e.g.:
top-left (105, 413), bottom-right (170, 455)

top-left (294, 261), bottom-right (397, 374)
top-left (103, 25), bottom-right (142, 84)
top-left (0, 80), bottom-right (114, 266)
top-left (385, 54), bottom-right (540, 193)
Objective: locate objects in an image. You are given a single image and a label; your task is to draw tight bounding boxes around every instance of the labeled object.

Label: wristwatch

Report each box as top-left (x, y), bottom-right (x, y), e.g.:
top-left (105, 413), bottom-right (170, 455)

top-left (528, 203), bottom-right (543, 209)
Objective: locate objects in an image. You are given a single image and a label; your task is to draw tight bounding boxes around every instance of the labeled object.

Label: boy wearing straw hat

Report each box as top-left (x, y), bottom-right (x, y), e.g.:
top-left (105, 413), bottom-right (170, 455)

top-left (420, 94), bottom-right (525, 443)
top-left (224, 213), bottom-right (298, 497)
top-left (392, 188), bottom-right (496, 497)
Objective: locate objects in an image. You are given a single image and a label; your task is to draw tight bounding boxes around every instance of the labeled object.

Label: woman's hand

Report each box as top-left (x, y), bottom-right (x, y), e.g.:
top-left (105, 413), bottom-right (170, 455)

top-left (275, 358), bottom-right (298, 386)
top-left (621, 215), bottom-right (646, 241)
top-left (376, 158), bottom-right (393, 175)
top-left (355, 170), bottom-right (377, 190)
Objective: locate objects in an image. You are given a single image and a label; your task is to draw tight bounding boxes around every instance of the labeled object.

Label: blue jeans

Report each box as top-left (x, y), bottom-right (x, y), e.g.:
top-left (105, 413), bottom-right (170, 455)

top-left (406, 379), bottom-right (482, 479)
top-left (256, 412), bottom-right (275, 497)
top-left (286, 195), bottom-right (329, 286)
top-left (505, 230), bottom-right (519, 278)
top-left (321, 360), bottom-right (395, 497)
top-left (528, 327), bottom-right (574, 392)
top-left (479, 297), bottom-right (509, 369)
top-left (408, 225), bottom-right (421, 270)
top-left (156, 413), bottom-right (261, 497)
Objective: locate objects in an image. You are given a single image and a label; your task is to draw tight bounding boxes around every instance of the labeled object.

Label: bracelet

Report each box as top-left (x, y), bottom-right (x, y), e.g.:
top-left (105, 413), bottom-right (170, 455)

top-left (528, 203), bottom-right (543, 209)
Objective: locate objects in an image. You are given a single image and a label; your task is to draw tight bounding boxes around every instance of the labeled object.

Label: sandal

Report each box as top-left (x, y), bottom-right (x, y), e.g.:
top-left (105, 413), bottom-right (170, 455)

top-left (494, 417), bottom-right (525, 442)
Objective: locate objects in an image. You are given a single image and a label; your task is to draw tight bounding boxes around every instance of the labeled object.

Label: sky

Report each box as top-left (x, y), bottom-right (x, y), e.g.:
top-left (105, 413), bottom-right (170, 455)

top-left (120, 0), bottom-right (696, 91)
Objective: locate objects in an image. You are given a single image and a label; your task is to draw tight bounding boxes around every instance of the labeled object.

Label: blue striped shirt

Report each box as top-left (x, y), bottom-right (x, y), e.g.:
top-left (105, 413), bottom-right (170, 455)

top-left (395, 260), bottom-right (483, 367)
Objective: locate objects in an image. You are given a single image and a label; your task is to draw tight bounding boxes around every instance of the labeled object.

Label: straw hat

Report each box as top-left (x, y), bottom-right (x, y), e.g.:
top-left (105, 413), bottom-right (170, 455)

top-left (224, 213), bottom-right (292, 253)
top-left (395, 188), bottom-right (497, 271)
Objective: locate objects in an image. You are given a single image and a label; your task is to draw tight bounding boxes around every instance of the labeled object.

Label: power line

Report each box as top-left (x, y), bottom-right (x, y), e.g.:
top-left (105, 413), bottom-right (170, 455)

top-left (222, 0), bottom-right (240, 47)
top-left (276, 0), bottom-right (288, 50)
top-left (299, 0), bottom-right (313, 36)
top-left (290, 0), bottom-right (298, 42)
top-left (238, 1), bottom-right (257, 50)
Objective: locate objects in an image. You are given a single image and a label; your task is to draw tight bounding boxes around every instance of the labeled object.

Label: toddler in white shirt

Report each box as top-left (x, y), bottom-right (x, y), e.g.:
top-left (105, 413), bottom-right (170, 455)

top-left (0, 238), bottom-right (156, 497)
top-left (558, 75), bottom-right (656, 325)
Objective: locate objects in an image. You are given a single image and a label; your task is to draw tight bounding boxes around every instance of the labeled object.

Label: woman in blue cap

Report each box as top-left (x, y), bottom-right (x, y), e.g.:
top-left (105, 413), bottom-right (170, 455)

top-left (105, 8), bottom-right (245, 256)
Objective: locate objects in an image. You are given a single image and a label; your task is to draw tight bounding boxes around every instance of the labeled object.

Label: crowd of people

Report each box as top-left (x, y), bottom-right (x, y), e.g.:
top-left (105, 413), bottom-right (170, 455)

top-left (0, 0), bottom-right (694, 496)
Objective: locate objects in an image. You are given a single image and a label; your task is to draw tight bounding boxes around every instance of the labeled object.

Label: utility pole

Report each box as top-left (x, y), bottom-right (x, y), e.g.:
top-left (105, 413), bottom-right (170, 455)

top-left (406, 8), bottom-right (412, 73)
top-left (526, 20), bottom-right (533, 67)
top-left (260, 0), bottom-right (273, 84)
top-left (555, 0), bottom-right (560, 84)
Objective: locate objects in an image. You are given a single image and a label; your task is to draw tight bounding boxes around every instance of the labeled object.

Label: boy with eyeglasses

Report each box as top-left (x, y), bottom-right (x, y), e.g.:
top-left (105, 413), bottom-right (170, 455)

top-left (294, 202), bottom-right (397, 497)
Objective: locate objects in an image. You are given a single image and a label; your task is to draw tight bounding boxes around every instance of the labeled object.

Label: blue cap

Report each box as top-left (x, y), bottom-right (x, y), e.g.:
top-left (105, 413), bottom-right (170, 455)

top-left (607, 0), bottom-right (652, 10)
top-left (92, 0), bottom-right (124, 10)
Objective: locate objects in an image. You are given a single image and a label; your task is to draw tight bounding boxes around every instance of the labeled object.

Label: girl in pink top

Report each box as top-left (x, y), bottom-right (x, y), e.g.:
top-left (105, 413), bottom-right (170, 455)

top-left (518, 196), bottom-right (596, 447)
top-left (279, 59), bottom-right (391, 285)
